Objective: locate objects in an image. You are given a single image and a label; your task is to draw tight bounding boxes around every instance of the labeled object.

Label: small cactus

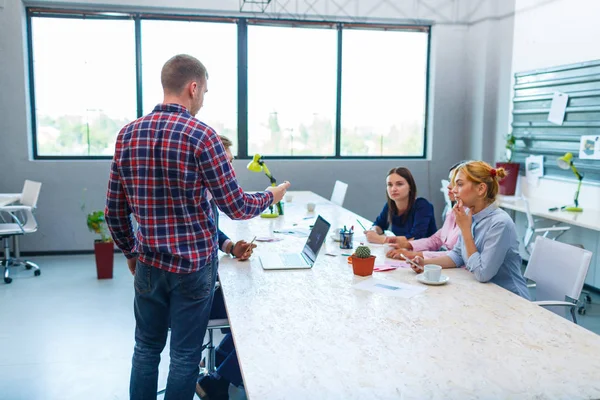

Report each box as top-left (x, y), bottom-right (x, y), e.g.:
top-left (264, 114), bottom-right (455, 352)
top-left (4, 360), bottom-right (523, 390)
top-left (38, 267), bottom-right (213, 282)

top-left (354, 245), bottom-right (371, 258)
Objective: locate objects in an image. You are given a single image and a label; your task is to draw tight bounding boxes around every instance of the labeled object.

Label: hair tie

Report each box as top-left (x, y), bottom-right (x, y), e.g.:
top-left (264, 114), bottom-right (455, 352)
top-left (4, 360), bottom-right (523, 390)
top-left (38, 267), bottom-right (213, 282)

top-left (490, 168), bottom-right (497, 177)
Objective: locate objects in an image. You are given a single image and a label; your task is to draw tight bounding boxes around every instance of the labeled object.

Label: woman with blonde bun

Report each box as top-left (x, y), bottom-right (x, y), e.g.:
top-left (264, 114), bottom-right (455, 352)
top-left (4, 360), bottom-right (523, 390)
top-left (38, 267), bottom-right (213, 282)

top-left (409, 161), bottom-right (530, 299)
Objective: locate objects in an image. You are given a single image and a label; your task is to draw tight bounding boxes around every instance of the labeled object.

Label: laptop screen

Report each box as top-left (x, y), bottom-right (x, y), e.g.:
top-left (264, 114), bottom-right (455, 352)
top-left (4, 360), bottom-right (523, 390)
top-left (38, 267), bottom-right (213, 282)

top-left (302, 215), bottom-right (331, 263)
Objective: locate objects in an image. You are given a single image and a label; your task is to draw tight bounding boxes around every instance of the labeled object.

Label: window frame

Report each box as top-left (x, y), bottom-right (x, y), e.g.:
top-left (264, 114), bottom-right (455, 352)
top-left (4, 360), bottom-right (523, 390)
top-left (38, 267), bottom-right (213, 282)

top-left (26, 8), bottom-right (431, 160)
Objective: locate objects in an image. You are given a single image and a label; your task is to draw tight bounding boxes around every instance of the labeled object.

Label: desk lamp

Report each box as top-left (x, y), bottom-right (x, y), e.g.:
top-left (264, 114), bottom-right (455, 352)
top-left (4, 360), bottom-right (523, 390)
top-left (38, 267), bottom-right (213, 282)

top-left (557, 152), bottom-right (583, 212)
top-left (247, 154), bottom-right (284, 218)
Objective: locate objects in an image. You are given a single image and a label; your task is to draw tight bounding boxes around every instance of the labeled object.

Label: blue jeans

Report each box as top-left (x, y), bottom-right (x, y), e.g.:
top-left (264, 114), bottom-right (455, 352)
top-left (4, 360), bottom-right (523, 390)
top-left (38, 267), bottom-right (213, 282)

top-left (214, 333), bottom-right (242, 387)
top-left (129, 258), bottom-right (217, 400)
top-left (209, 284), bottom-right (242, 387)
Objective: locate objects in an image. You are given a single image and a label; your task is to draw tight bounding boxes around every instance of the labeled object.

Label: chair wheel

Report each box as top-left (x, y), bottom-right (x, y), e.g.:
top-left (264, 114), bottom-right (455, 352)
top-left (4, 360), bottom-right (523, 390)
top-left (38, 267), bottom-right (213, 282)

top-left (578, 307), bottom-right (586, 315)
top-left (4, 277), bottom-right (12, 284)
top-left (34, 270), bottom-right (41, 276)
top-left (25, 264), bottom-right (32, 270)
top-left (585, 295), bottom-right (592, 303)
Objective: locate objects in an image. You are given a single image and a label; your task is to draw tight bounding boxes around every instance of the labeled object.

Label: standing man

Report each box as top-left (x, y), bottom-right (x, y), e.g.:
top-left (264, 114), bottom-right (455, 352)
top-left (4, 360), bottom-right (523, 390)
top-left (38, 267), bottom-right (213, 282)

top-left (105, 54), bottom-right (289, 400)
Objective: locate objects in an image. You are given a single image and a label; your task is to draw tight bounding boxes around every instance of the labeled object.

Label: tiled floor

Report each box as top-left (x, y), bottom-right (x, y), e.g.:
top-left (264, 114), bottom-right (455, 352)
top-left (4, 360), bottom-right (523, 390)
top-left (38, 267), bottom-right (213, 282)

top-left (0, 254), bottom-right (245, 400)
top-left (1, 254), bottom-right (599, 400)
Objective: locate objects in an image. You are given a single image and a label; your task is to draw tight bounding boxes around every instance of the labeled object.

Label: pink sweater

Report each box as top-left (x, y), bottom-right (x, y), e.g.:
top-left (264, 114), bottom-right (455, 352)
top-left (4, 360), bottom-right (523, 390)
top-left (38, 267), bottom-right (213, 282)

top-left (410, 210), bottom-right (460, 259)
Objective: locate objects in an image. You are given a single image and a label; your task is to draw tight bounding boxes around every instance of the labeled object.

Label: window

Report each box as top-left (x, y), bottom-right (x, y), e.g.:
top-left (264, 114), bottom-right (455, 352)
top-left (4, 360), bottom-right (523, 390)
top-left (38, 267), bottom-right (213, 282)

top-left (30, 16), bottom-right (136, 157)
top-left (141, 20), bottom-right (238, 154)
top-left (340, 29), bottom-right (428, 156)
top-left (247, 24), bottom-right (337, 156)
top-left (27, 9), bottom-right (430, 159)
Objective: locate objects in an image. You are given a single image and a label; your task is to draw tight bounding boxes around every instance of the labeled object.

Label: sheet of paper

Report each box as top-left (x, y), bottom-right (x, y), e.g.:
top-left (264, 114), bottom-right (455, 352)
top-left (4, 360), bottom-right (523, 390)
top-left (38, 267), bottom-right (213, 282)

top-left (353, 278), bottom-right (426, 298)
top-left (525, 155), bottom-right (544, 185)
top-left (579, 135), bottom-right (600, 160)
top-left (273, 228), bottom-right (310, 237)
top-left (373, 260), bottom-right (411, 271)
top-left (548, 92), bottom-right (568, 125)
top-left (384, 259), bottom-right (410, 268)
top-left (255, 237), bottom-right (284, 242)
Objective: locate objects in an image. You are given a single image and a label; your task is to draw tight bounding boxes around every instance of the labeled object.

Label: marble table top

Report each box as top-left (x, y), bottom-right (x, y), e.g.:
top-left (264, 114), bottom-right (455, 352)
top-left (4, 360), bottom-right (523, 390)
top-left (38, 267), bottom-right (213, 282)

top-left (217, 191), bottom-right (600, 399)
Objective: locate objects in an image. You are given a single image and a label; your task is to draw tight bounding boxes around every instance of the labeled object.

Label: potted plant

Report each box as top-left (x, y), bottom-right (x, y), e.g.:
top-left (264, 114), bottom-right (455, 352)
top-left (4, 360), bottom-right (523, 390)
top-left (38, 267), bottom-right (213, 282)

top-left (87, 210), bottom-right (114, 279)
top-left (496, 133), bottom-right (520, 195)
top-left (351, 245), bottom-right (375, 276)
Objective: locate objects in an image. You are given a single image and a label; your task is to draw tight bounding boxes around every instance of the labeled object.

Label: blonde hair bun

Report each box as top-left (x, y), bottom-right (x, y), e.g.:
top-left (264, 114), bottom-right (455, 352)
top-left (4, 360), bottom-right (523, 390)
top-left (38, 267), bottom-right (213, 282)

top-left (495, 167), bottom-right (507, 180)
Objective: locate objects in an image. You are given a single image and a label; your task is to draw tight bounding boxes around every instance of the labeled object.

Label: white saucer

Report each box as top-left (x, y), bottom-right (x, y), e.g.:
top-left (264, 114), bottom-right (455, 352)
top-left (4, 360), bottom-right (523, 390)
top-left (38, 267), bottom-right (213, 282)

top-left (330, 233), bottom-right (341, 242)
top-left (416, 273), bottom-right (449, 286)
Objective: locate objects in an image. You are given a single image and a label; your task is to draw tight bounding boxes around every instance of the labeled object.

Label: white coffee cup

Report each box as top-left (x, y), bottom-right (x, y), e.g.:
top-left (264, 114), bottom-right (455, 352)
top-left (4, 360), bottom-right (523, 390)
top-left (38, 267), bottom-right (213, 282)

top-left (307, 202), bottom-right (316, 212)
top-left (424, 265), bottom-right (442, 282)
top-left (285, 194), bottom-right (293, 202)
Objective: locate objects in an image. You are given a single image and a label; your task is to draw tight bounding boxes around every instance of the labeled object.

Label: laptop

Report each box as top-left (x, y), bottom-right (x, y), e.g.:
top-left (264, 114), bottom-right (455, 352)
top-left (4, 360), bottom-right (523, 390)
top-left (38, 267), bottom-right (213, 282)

top-left (260, 215), bottom-right (331, 270)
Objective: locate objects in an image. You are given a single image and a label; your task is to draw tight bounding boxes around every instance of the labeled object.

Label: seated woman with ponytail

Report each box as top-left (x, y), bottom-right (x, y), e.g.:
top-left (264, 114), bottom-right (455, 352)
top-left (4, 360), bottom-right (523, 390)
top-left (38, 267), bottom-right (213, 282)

top-left (409, 161), bottom-right (530, 299)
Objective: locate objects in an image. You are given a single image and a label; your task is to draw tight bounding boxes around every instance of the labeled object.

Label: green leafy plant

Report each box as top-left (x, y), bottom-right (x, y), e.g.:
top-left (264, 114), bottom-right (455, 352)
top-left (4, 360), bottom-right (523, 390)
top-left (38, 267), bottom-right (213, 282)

top-left (505, 133), bottom-right (516, 162)
top-left (354, 245), bottom-right (371, 258)
top-left (87, 210), bottom-right (112, 243)
top-left (81, 188), bottom-right (112, 243)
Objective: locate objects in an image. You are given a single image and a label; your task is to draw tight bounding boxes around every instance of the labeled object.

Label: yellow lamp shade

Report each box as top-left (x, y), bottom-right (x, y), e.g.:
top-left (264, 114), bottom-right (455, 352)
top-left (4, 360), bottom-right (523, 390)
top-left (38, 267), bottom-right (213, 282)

top-left (247, 154), bottom-right (263, 173)
top-left (557, 152), bottom-right (574, 170)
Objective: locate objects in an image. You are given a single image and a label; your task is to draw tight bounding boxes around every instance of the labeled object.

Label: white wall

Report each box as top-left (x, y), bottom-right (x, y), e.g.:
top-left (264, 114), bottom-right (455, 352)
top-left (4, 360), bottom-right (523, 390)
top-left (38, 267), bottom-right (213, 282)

top-left (463, 0), bottom-right (516, 163)
top-left (0, 0), bottom-right (474, 252)
top-left (508, 0), bottom-right (600, 288)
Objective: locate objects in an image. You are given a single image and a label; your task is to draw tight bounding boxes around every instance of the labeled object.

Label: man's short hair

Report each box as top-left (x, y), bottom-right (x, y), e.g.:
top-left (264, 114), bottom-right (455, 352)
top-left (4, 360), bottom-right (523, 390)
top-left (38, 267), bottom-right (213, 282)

top-left (220, 135), bottom-right (233, 149)
top-left (161, 54), bottom-right (208, 94)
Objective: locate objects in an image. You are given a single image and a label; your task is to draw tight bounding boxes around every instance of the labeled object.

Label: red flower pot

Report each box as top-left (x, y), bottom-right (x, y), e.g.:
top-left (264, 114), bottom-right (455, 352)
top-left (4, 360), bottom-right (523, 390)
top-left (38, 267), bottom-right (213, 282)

top-left (496, 162), bottom-right (520, 195)
top-left (94, 241), bottom-right (114, 279)
top-left (351, 255), bottom-right (375, 276)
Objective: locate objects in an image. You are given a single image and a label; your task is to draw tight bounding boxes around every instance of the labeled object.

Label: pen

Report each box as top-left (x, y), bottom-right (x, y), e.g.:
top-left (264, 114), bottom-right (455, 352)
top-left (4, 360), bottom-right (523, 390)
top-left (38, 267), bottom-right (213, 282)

top-left (356, 219), bottom-right (367, 231)
top-left (341, 253), bottom-right (352, 256)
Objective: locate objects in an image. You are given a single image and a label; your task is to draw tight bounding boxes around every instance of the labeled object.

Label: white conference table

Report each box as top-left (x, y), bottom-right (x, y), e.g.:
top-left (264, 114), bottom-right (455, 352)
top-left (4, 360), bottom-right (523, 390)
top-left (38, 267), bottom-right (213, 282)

top-left (217, 191), bottom-right (600, 399)
top-left (498, 194), bottom-right (600, 232)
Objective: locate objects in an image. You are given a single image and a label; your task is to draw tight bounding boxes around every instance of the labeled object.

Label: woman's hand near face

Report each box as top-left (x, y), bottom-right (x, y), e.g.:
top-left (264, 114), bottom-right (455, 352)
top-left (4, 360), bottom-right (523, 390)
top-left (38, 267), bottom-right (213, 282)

top-left (453, 199), bottom-right (473, 234)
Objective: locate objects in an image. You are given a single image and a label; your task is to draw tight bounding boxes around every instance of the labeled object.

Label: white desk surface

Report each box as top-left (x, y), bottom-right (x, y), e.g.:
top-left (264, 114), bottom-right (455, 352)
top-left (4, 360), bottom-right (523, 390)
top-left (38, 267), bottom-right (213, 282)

top-left (0, 193), bottom-right (21, 207)
top-left (218, 191), bottom-right (600, 399)
top-left (498, 195), bottom-right (600, 232)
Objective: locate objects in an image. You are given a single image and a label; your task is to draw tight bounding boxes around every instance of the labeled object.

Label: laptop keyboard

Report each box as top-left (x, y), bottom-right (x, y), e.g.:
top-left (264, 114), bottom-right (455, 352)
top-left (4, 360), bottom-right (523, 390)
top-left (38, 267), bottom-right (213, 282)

top-left (282, 253), bottom-right (306, 266)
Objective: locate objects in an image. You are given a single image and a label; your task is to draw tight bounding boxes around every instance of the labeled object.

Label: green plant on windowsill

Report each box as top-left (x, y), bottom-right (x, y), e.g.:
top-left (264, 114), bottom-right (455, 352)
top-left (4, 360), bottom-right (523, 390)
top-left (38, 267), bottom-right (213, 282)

top-left (87, 210), bottom-right (113, 243)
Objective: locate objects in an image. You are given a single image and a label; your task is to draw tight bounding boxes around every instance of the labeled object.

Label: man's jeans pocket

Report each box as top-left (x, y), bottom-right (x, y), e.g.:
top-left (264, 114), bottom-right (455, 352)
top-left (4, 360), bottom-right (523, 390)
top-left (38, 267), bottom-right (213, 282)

top-left (178, 264), bottom-right (212, 300)
top-left (134, 262), bottom-right (152, 294)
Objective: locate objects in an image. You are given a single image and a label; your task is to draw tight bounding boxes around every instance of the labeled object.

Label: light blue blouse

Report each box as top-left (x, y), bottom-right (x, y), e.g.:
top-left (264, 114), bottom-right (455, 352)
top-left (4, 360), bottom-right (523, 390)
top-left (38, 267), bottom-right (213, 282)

top-left (448, 204), bottom-right (530, 299)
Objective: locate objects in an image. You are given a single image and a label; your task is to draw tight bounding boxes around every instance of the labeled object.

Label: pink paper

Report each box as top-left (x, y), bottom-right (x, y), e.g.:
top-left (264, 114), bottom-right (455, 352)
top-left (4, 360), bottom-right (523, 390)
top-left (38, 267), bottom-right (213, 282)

top-left (374, 265), bottom-right (396, 272)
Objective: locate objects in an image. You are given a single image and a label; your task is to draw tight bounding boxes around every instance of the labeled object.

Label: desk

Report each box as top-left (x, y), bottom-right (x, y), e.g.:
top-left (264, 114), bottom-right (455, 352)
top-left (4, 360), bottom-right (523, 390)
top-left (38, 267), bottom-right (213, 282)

top-left (0, 193), bottom-right (22, 257)
top-left (498, 195), bottom-right (600, 232)
top-left (218, 191), bottom-right (600, 399)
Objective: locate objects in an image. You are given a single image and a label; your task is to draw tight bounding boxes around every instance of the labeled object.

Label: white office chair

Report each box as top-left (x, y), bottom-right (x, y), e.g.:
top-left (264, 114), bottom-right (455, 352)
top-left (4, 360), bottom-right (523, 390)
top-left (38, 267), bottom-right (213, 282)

top-left (522, 196), bottom-right (570, 255)
top-left (440, 179), bottom-right (452, 221)
top-left (0, 180), bottom-right (42, 284)
top-left (330, 180), bottom-right (348, 207)
top-left (524, 236), bottom-right (592, 324)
